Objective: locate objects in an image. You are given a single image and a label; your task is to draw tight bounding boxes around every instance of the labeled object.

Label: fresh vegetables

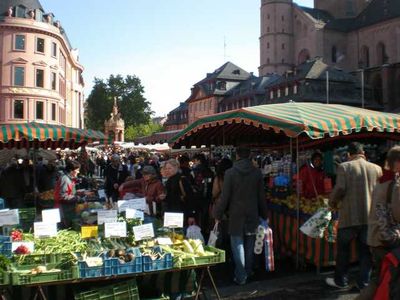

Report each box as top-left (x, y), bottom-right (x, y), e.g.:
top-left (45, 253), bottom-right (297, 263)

top-left (0, 255), bottom-right (11, 271)
top-left (14, 245), bottom-right (30, 255)
top-left (10, 230), bottom-right (23, 242)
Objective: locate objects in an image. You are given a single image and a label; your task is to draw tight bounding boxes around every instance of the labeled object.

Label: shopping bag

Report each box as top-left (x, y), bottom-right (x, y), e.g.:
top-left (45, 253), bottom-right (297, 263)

top-left (324, 219), bottom-right (338, 243)
top-left (300, 207), bottom-right (332, 238)
top-left (186, 225), bottom-right (205, 243)
top-left (264, 224), bottom-right (275, 272)
top-left (207, 223), bottom-right (219, 247)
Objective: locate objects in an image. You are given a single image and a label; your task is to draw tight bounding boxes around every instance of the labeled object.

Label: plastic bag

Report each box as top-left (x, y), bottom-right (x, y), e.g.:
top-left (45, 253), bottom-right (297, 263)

top-left (300, 207), bottom-right (332, 238)
top-left (264, 224), bottom-right (275, 272)
top-left (186, 225), bottom-right (205, 244)
top-left (207, 223), bottom-right (219, 247)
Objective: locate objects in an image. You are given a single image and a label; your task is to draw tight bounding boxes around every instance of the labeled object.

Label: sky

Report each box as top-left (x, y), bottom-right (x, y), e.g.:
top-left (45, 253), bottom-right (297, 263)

top-left (40, 0), bottom-right (313, 117)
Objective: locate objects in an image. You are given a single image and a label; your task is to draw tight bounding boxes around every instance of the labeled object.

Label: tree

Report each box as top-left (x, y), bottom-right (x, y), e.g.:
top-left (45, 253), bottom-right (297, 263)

top-left (85, 74), bottom-right (153, 130)
top-left (124, 121), bottom-right (163, 142)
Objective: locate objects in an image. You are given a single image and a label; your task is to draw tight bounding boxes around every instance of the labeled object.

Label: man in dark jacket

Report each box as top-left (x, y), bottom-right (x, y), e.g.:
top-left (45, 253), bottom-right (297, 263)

top-left (104, 154), bottom-right (129, 202)
top-left (213, 146), bottom-right (268, 285)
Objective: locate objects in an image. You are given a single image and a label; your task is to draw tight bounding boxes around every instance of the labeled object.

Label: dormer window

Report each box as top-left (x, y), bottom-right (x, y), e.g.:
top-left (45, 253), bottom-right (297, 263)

top-left (35, 9), bottom-right (43, 22)
top-left (232, 69), bottom-right (241, 75)
top-left (15, 6), bottom-right (26, 18)
top-left (217, 81), bottom-right (227, 90)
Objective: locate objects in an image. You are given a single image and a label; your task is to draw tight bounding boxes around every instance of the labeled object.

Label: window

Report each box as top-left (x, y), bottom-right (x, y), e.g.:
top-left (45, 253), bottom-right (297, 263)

top-left (270, 91), bottom-right (274, 99)
top-left (14, 66), bottom-right (25, 86)
top-left (15, 6), bottom-right (26, 18)
top-left (282, 28), bottom-right (285, 33)
top-left (52, 42), bottom-right (57, 57)
top-left (267, 27), bottom-right (270, 33)
top-left (285, 87), bottom-right (289, 96)
top-left (277, 89), bottom-right (281, 97)
top-left (282, 16), bottom-right (285, 21)
top-left (267, 58), bottom-right (270, 63)
top-left (294, 84), bottom-right (298, 94)
top-left (36, 101), bottom-right (44, 119)
top-left (267, 42), bottom-right (270, 49)
top-left (377, 42), bottom-right (388, 65)
top-left (51, 72), bottom-right (57, 90)
top-left (361, 46), bottom-right (370, 67)
top-left (36, 37), bottom-right (45, 53)
top-left (35, 9), bottom-right (43, 21)
top-left (14, 35), bottom-right (25, 50)
top-left (59, 51), bottom-right (66, 71)
top-left (51, 103), bottom-right (57, 121)
top-left (267, 14), bottom-right (270, 20)
top-left (282, 43), bottom-right (285, 50)
top-left (14, 100), bottom-right (24, 119)
top-left (36, 69), bottom-right (44, 87)
top-left (282, 58), bottom-right (285, 63)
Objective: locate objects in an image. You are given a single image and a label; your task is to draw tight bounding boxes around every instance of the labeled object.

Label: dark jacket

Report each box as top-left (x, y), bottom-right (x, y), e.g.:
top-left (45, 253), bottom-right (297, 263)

top-left (104, 164), bottom-right (129, 198)
top-left (165, 173), bottom-right (193, 214)
top-left (213, 158), bottom-right (267, 236)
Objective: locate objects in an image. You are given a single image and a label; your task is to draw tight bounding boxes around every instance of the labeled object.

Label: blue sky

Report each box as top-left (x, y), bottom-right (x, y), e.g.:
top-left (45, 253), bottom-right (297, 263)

top-left (40, 0), bottom-right (313, 116)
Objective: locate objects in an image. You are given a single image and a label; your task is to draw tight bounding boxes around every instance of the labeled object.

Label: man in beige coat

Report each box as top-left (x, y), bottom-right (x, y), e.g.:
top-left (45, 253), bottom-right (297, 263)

top-left (326, 142), bottom-right (382, 290)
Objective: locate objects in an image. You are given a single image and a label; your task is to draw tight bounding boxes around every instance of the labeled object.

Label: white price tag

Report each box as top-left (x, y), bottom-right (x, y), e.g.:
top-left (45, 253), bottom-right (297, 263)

top-left (132, 223), bottom-right (154, 241)
top-left (163, 212), bottom-right (184, 228)
top-left (156, 237), bottom-right (173, 245)
top-left (104, 222), bottom-right (127, 238)
top-left (118, 198), bottom-right (147, 212)
top-left (12, 241), bottom-right (34, 253)
top-left (125, 208), bottom-right (144, 220)
top-left (0, 209), bottom-right (19, 226)
top-left (42, 208), bottom-right (61, 224)
top-left (97, 210), bottom-right (118, 225)
top-left (34, 222), bottom-right (57, 238)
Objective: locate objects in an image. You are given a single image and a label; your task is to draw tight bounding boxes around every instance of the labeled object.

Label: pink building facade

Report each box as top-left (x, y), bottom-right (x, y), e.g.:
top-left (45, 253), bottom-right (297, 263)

top-left (0, 0), bottom-right (85, 128)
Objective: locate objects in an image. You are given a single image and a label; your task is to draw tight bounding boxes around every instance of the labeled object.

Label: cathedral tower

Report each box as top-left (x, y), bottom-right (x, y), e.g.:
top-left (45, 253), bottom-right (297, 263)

top-left (259, 0), bottom-right (294, 76)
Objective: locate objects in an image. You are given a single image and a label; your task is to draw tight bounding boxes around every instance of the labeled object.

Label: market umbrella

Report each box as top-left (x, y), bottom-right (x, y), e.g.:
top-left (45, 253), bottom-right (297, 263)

top-left (170, 102), bottom-right (400, 148)
top-left (0, 122), bottom-right (109, 149)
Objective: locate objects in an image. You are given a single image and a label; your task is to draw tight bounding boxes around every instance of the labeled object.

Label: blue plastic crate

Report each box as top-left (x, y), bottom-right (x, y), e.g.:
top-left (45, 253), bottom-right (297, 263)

top-left (105, 248), bottom-right (142, 275)
top-left (142, 247), bottom-right (173, 272)
top-left (77, 260), bottom-right (105, 279)
top-left (0, 198), bottom-right (4, 210)
top-left (0, 242), bottom-right (12, 257)
top-left (0, 235), bottom-right (11, 243)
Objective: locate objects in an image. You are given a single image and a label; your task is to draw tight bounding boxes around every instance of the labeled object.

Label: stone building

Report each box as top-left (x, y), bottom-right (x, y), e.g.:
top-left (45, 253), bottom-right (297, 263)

top-left (104, 98), bottom-right (124, 142)
top-left (164, 102), bottom-right (188, 131)
top-left (259, 0), bottom-right (400, 111)
top-left (0, 0), bottom-right (85, 127)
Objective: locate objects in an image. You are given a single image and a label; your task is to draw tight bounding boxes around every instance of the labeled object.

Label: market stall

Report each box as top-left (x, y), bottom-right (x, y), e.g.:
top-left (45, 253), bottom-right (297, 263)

top-left (169, 102), bottom-right (400, 268)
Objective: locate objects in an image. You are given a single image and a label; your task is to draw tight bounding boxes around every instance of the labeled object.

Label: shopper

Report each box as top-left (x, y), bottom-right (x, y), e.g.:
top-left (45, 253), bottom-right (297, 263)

top-left (119, 165), bottom-right (165, 217)
top-left (326, 142), bottom-right (382, 290)
top-left (104, 154), bottom-right (129, 203)
top-left (358, 146), bottom-right (400, 299)
top-left (54, 160), bottom-right (81, 228)
top-left (298, 151), bottom-right (326, 199)
top-left (213, 146), bottom-right (268, 285)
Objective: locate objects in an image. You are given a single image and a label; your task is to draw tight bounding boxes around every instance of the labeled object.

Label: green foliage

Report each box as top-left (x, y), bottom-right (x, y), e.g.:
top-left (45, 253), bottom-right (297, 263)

top-left (124, 121), bottom-right (163, 142)
top-left (85, 75), bottom-right (153, 130)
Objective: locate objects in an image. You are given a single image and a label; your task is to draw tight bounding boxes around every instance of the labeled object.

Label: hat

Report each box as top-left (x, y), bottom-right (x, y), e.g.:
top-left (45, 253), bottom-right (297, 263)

top-left (142, 165), bottom-right (156, 175)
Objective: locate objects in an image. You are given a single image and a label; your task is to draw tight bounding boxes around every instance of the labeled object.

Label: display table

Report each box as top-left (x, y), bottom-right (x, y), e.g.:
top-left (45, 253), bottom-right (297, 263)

top-left (267, 203), bottom-right (358, 268)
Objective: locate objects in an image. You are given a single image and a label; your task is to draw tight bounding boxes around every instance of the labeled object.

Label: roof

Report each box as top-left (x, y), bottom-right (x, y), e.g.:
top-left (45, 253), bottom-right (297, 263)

top-left (195, 61), bottom-right (250, 85)
top-left (169, 102), bottom-right (188, 114)
top-left (0, 0), bottom-right (43, 15)
top-left (299, 6), bottom-right (333, 23)
top-left (325, 0), bottom-right (400, 32)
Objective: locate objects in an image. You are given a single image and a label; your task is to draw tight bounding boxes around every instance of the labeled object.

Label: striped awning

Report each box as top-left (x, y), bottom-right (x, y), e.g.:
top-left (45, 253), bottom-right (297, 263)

top-left (0, 122), bottom-right (109, 149)
top-left (170, 103), bottom-right (400, 148)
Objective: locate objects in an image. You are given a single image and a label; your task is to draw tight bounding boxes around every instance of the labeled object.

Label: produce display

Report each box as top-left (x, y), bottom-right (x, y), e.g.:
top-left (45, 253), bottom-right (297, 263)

top-left (270, 195), bottom-right (329, 215)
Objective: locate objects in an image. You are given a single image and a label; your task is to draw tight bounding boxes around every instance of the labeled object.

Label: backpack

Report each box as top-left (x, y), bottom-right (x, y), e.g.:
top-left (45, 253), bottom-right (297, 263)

top-left (374, 248), bottom-right (400, 300)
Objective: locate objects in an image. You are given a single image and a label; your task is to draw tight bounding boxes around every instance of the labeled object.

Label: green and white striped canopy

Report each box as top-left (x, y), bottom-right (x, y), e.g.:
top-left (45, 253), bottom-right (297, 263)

top-left (0, 122), bottom-right (109, 149)
top-left (170, 102), bottom-right (400, 147)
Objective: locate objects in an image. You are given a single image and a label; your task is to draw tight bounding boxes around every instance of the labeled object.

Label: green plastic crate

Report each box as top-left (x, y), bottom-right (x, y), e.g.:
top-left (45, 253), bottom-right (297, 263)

top-left (12, 253), bottom-right (73, 266)
top-left (18, 207), bottom-right (37, 232)
top-left (11, 265), bottom-right (78, 286)
top-left (0, 271), bottom-right (10, 286)
top-left (74, 279), bottom-right (139, 300)
top-left (178, 246), bottom-right (225, 268)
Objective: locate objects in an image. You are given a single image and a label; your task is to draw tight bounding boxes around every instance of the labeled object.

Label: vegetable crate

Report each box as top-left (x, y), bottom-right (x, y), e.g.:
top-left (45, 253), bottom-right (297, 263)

top-left (18, 207), bottom-right (37, 232)
top-left (77, 254), bottom-right (115, 279)
top-left (142, 247), bottom-right (173, 272)
top-left (0, 271), bottom-right (10, 286)
top-left (105, 248), bottom-right (142, 275)
top-left (11, 265), bottom-right (78, 285)
top-left (12, 253), bottom-right (71, 266)
top-left (0, 242), bottom-right (12, 257)
top-left (179, 246), bottom-right (225, 268)
top-left (74, 279), bottom-right (140, 300)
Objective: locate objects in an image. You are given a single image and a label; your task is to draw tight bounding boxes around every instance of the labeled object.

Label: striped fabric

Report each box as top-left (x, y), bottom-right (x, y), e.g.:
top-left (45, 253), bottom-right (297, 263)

top-left (0, 122), bottom-right (109, 149)
top-left (264, 225), bottom-right (275, 271)
top-left (170, 103), bottom-right (400, 146)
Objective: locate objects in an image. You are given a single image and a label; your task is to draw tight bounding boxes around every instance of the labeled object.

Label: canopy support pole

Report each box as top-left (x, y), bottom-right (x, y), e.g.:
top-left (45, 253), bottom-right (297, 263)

top-left (296, 137), bottom-right (300, 269)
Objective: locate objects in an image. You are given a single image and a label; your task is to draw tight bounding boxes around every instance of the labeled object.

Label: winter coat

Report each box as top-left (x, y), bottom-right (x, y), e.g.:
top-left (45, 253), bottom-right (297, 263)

top-left (165, 173), bottom-right (193, 214)
top-left (54, 172), bottom-right (78, 207)
top-left (104, 164), bottom-right (129, 198)
top-left (329, 155), bottom-right (382, 229)
top-left (213, 158), bottom-right (268, 236)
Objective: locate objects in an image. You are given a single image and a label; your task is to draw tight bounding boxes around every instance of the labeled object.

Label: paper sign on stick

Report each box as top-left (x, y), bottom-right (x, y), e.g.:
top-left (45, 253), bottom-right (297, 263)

top-left (42, 208), bottom-right (61, 224)
top-left (81, 226), bottom-right (98, 239)
top-left (104, 222), bottom-right (127, 238)
top-left (0, 209), bottom-right (19, 226)
top-left (34, 222), bottom-right (57, 238)
top-left (163, 212), bottom-right (184, 228)
top-left (132, 223), bottom-right (154, 241)
top-left (118, 198), bottom-right (147, 212)
top-left (125, 208), bottom-right (144, 220)
top-left (97, 210), bottom-right (117, 225)
top-left (12, 242), bottom-right (34, 253)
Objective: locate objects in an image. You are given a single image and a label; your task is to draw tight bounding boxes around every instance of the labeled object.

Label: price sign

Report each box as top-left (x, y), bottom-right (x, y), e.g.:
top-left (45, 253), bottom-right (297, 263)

top-left (34, 222), bottom-right (57, 238)
top-left (118, 198), bottom-right (147, 212)
top-left (12, 241), bottom-right (34, 253)
top-left (125, 208), bottom-right (144, 220)
top-left (0, 209), bottom-right (19, 226)
top-left (98, 189), bottom-right (106, 199)
top-left (163, 212), bottom-right (184, 228)
top-left (97, 210), bottom-right (117, 225)
top-left (81, 226), bottom-right (98, 239)
top-left (104, 222), bottom-right (127, 238)
top-left (132, 223), bottom-right (154, 241)
top-left (42, 208), bottom-right (61, 224)
top-left (156, 237), bottom-right (173, 245)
